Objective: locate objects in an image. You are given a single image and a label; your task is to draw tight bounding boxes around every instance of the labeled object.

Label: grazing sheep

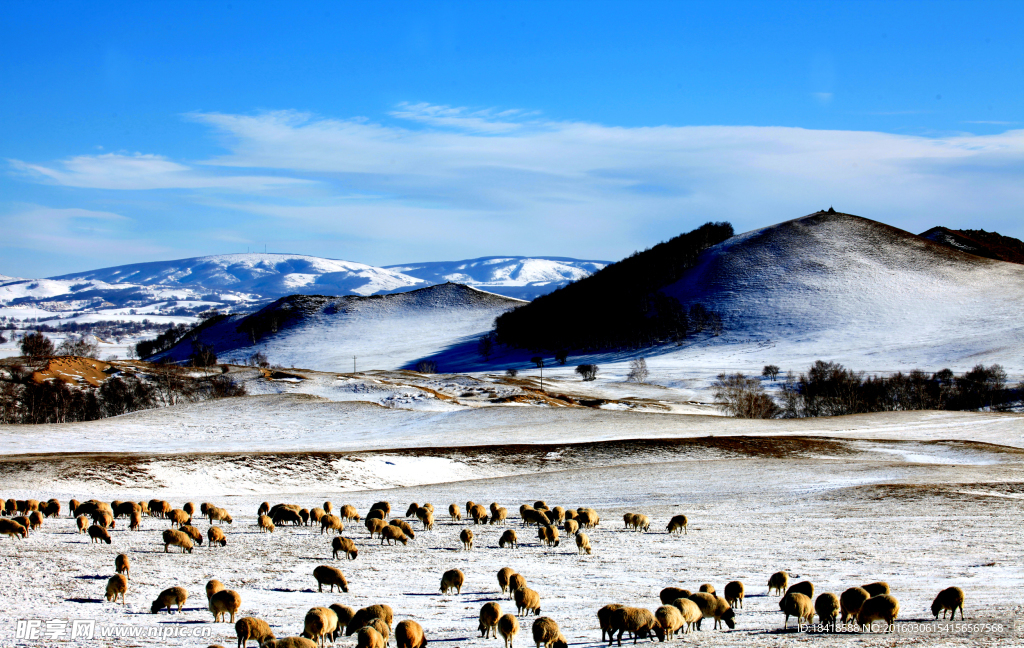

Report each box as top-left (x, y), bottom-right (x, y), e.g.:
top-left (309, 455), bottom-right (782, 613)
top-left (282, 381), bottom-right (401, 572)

top-left (235, 617), bottom-right (274, 648)
top-left (815, 593), bottom-right (840, 630)
top-left (183, 502), bottom-right (195, 516)
top-left (201, 502), bottom-right (213, 515)
top-left (655, 605), bottom-right (685, 641)
top-left (381, 524), bottom-right (410, 546)
top-left (299, 509), bottom-right (310, 526)
top-left (498, 613), bottom-right (520, 648)
top-left (767, 571), bottom-right (788, 596)
top-left (491, 507), bottom-right (509, 525)
top-left (508, 574), bottom-right (526, 599)
top-left (634, 514), bottom-right (651, 532)
top-left (862, 582), bottom-right (890, 597)
top-left (598, 604), bottom-right (624, 642)
top-left (405, 503), bottom-right (420, 518)
top-left (724, 581), bottom-right (744, 609)
top-left (68, 499), bottom-right (80, 516)
top-left (113, 501), bottom-right (139, 518)
top-left (273, 507), bottom-right (302, 527)
top-left (257, 502), bottom-right (271, 517)
top-left (355, 627), bottom-right (384, 648)
top-left (301, 606), bottom-right (338, 646)
top-left (479, 602), bottom-right (502, 638)
top-left (858, 594), bottom-right (900, 632)
top-left (671, 598), bottom-right (702, 634)
top-left (149, 500), bottom-right (171, 518)
top-left (467, 500), bottom-right (477, 514)
top-left (498, 567), bottom-right (515, 594)
top-left (395, 619), bottom-right (426, 648)
top-left (840, 587), bottom-right (870, 624)
top-left (534, 501), bottom-right (549, 511)
top-left (689, 593), bottom-right (736, 630)
top-left (575, 532), bottom-right (592, 555)
top-left (92, 511), bottom-right (115, 529)
top-left (440, 568), bottom-right (465, 595)
top-left (206, 579), bottom-right (225, 604)
top-left (28, 511), bottom-right (43, 530)
top-left (932, 587), bottom-right (965, 620)
top-left (562, 519), bottom-right (579, 536)
top-left (699, 584), bottom-right (715, 594)
top-left (162, 528), bottom-right (193, 553)
top-left (659, 588), bottom-right (692, 605)
top-left (320, 515), bottom-right (344, 535)
top-left (576, 509), bottom-right (599, 529)
top-left (41, 499), bottom-right (61, 517)
top-left (514, 587), bottom-right (541, 616)
top-left (449, 503), bottom-right (462, 521)
top-left (786, 581), bottom-right (814, 601)
top-left (259, 514), bottom-right (275, 533)
top-left (115, 553), bottom-right (130, 579)
top-left (366, 509), bottom-right (386, 522)
top-left (532, 617), bottom-right (567, 648)
top-left (537, 525), bottom-right (560, 547)
top-left (180, 524), bottom-right (205, 546)
top-left (365, 518), bottom-right (387, 538)
top-left (210, 589), bottom-right (241, 623)
top-left (264, 639), bottom-right (317, 648)
top-left (167, 508), bottom-right (190, 528)
top-left (523, 509), bottom-right (551, 527)
top-left (470, 504), bottom-right (489, 524)
top-left (151, 586), bottom-right (188, 614)
top-left (780, 592), bottom-right (814, 629)
top-left (344, 605), bottom-right (394, 636)
top-left (88, 525), bottom-right (111, 544)
top-left (460, 528), bottom-right (475, 550)
top-left (313, 565), bottom-right (349, 593)
top-left (611, 606), bottom-right (657, 645)
top-left (105, 574), bottom-right (128, 604)
top-left (499, 529), bottom-right (518, 549)
top-left (309, 508), bottom-right (325, 525)
top-left (370, 501), bottom-right (391, 518)
top-left (208, 526), bottom-right (227, 547)
top-left (367, 618), bottom-right (391, 642)
top-left (130, 511), bottom-right (142, 531)
top-left (563, 509), bottom-right (577, 522)
top-left (389, 519), bottom-right (416, 539)
top-left (208, 506), bottom-right (233, 525)
top-left (329, 604), bottom-right (355, 639)
top-left (76, 515), bottom-right (88, 534)
top-left (332, 536), bottom-right (359, 560)
top-left (416, 507), bottom-right (435, 531)
top-left (13, 515), bottom-right (30, 530)
top-left (340, 505), bottom-right (360, 522)
top-left (548, 506), bottom-right (565, 523)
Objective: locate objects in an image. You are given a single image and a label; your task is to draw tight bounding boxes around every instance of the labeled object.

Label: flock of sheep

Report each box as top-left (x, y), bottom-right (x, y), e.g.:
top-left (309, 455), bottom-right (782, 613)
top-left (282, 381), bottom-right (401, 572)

top-left (0, 495), bottom-right (968, 647)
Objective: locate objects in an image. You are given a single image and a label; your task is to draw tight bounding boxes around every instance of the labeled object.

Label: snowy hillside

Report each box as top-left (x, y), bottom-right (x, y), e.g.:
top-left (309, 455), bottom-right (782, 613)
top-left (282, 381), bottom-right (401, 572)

top-left (386, 256), bottom-right (608, 300)
top-left (152, 283), bottom-right (524, 371)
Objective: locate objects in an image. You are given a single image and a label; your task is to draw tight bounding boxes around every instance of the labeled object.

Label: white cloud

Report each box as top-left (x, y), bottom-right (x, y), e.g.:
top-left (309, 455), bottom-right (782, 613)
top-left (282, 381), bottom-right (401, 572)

top-left (0, 205), bottom-right (172, 259)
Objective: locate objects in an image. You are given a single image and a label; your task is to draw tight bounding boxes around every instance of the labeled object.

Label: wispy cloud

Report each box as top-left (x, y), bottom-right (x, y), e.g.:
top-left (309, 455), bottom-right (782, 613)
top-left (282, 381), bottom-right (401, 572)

top-left (0, 205), bottom-right (172, 260)
top-left (963, 120), bottom-right (1019, 125)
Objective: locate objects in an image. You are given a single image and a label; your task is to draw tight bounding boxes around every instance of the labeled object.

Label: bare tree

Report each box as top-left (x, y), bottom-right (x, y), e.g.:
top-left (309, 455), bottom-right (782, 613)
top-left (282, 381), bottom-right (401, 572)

top-left (762, 364), bottom-right (781, 381)
top-left (713, 373), bottom-right (779, 418)
top-left (505, 368), bottom-right (518, 378)
top-left (415, 361), bottom-right (437, 374)
top-left (626, 357), bottom-right (649, 383)
top-left (56, 334), bottom-right (99, 358)
top-left (575, 364), bottom-right (598, 381)
top-left (20, 332), bottom-right (54, 358)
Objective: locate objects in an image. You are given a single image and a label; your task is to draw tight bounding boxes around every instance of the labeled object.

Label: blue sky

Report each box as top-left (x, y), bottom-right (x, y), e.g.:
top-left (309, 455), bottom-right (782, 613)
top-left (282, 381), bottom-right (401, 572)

top-left (2, 1), bottom-right (1022, 277)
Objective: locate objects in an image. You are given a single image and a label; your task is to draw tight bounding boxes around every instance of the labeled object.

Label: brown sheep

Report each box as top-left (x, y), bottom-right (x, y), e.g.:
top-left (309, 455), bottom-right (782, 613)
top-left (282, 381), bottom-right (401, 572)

top-left (932, 586), bottom-right (965, 620)
top-left (88, 525), bottom-right (111, 544)
top-left (659, 587), bottom-right (691, 605)
top-left (235, 617), bottom-right (274, 648)
top-left (514, 587), bottom-right (541, 616)
top-left (180, 524), bottom-right (205, 546)
top-left (162, 528), bottom-right (193, 553)
top-left (767, 571), bottom-right (788, 596)
top-left (355, 627), bottom-right (384, 648)
top-left (576, 509), bottom-right (599, 528)
top-left (329, 604), bottom-right (355, 639)
top-left (548, 506), bottom-right (565, 523)
top-left (148, 499), bottom-right (171, 518)
top-left (299, 509), bottom-right (310, 526)
top-left (862, 582), bottom-right (890, 597)
top-left (654, 605), bottom-right (685, 641)
top-left (633, 514), bottom-right (651, 532)
top-left (460, 528), bottom-right (474, 550)
top-left (395, 619), bottom-right (426, 648)
top-left (208, 506), bottom-right (233, 525)
top-left (534, 501), bottom-right (548, 511)
top-left (671, 598), bottom-right (702, 634)
top-left (724, 581), bottom-right (744, 609)
top-left (41, 499), bottom-right (61, 517)
top-left (68, 498), bottom-right (81, 516)
top-left (519, 504), bottom-right (534, 523)
top-left (115, 553), bottom-right (130, 580)
top-left (313, 565), bottom-right (349, 592)
top-left (258, 514), bottom-right (275, 533)
top-left (858, 594), bottom-right (900, 632)
top-left (389, 519), bottom-right (416, 539)
top-left (523, 509), bottom-right (550, 527)
top-left (92, 511), bottom-right (115, 529)
top-left (183, 502), bottom-right (196, 516)
top-left (167, 508), bottom-right (190, 528)
top-left (440, 568), bottom-right (465, 595)
top-left (113, 501), bottom-right (139, 518)
top-left (28, 511), bottom-right (43, 530)
top-left (449, 503), bottom-right (462, 521)
top-left (257, 502), bottom-right (271, 517)
top-left (367, 510), bottom-right (386, 523)
top-left (365, 518), bottom-right (387, 538)
top-left (611, 606), bottom-right (656, 645)
top-left (370, 501), bottom-right (391, 518)
top-left (340, 504), bottom-right (360, 521)
top-left (130, 511), bottom-right (143, 531)
top-left (309, 507), bottom-right (326, 525)
top-left (537, 525), bottom-right (559, 547)
top-left (490, 507), bottom-right (509, 525)
top-left (508, 573), bottom-right (526, 599)
top-left (666, 514), bottom-right (688, 535)
top-left (563, 509), bottom-right (577, 522)
top-left (151, 586), bottom-right (188, 614)
top-left (301, 606), bottom-right (338, 646)
top-left (598, 604), bottom-right (624, 642)
top-left (467, 500), bottom-right (477, 514)
top-left (840, 587), bottom-right (870, 624)
top-left (344, 605), bottom-right (394, 636)
top-left (105, 574), bottom-right (128, 604)
top-left (470, 504), bottom-right (489, 524)
top-left (479, 601), bottom-right (502, 638)
top-left (210, 589), bottom-right (241, 623)
top-left (13, 515), bottom-right (30, 530)
top-left (689, 593), bottom-right (736, 630)
top-left (498, 613), bottom-right (520, 648)
top-left (201, 502), bottom-right (213, 515)
top-left (815, 592), bottom-right (840, 629)
top-left (405, 502), bottom-right (420, 518)
top-left (415, 507), bottom-right (435, 531)
top-left (499, 529), bottom-right (518, 549)
top-left (273, 506), bottom-right (303, 527)
top-left (367, 618), bottom-right (391, 642)
top-left (208, 526), bottom-right (227, 547)
top-left (332, 536), bottom-right (359, 560)
top-left (76, 515), bottom-right (88, 534)
top-left (206, 579), bottom-right (225, 604)
top-left (575, 532), bottom-right (592, 555)
top-left (786, 581), bottom-right (814, 601)
top-left (381, 524), bottom-right (410, 546)
top-left (498, 567), bottom-right (515, 594)
top-left (780, 592), bottom-right (814, 629)
top-left (263, 639), bottom-right (318, 648)
top-left (699, 583), bottom-right (715, 594)
top-left (532, 616), bottom-right (567, 648)
top-left (562, 519), bottom-right (579, 536)
top-left (320, 514), bottom-right (343, 535)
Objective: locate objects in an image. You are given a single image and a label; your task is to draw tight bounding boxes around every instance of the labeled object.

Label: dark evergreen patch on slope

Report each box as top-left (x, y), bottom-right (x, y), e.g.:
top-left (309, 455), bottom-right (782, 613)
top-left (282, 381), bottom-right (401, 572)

top-left (920, 227), bottom-right (1024, 265)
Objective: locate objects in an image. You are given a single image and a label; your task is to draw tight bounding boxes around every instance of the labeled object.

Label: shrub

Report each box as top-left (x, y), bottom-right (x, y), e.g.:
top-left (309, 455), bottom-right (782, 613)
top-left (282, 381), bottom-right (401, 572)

top-left (416, 361), bottom-right (437, 374)
top-left (626, 358), bottom-right (649, 383)
top-left (505, 368), bottom-right (518, 378)
top-left (762, 365), bottom-right (781, 381)
top-left (713, 373), bottom-right (780, 418)
top-left (20, 332), bottom-right (54, 358)
top-left (575, 364), bottom-right (598, 381)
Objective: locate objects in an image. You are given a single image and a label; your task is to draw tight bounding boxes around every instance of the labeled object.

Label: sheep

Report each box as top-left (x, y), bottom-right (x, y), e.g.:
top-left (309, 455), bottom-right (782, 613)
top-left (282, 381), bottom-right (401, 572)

top-left (301, 606), bottom-right (338, 646)
top-left (201, 502), bottom-right (213, 515)
top-left (329, 604), bottom-right (355, 639)
top-left (13, 515), bottom-right (30, 530)
top-left (183, 502), bottom-right (196, 516)
top-left (162, 528), bottom-right (193, 553)
top-left (206, 579), bottom-right (225, 604)
top-left (18, 499), bottom-right (38, 513)
top-left (499, 529), bottom-right (518, 549)
top-left (523, 509), bottom-right (551, 527)
top-left (858, 594), bottom-right (900, 632)
top-left (932, 586), bottom-right (965, 620)
top-left (839, 587), bottom-right (870, 624)
top-left (148, 499), bottom-right (171, 518)
top-left (370, 501), bottom-right (391, 518)
top-left (563, 509), bottom-right (577, 522)
top-left (491, 507), bottom-right (509, 525)
top-left (208, 526), bottom-right (228, 547)
top-left (815, 592), bottom-right (840, 630)
top-left (105, 574), bottom-right (128, 604)
top-left (151, 586), bottom-right (188, 614)
top-left (259, 514), bottom-right (275, 533)
top-left (548, 506), bottom-right (565, 523)
top-left (180, 524), bottom-right (205, 546)
top-left (88, 525), bottom-right (111, 544)
top-left (76, 515), bottom-right (88, 534)
top-left (340, 504), bottom-right (360, 521)
top-left (562, 519), bottom-right (579, 536)
top-left (235, 617), bottom-right (274, 648)
top-left (167, 508), bottom-right (190, 528)
top-left (365, 518), bottom-right (387, 538)
top-left (659, 588), bottom-right (691, 605)
top-left (27, 511), bottom-right (43, 530)
top-left (498, 567), bottom-right (515, 594)
top-left (381, 524), bottom-right (410, 546)
top-left (780, 592), bottom-right (814, 629)
top-left (208, 506), bottom-right (233, 525)
top-left (767, 571), bottom-right (788, 595)
top-left (115, 553), bottom-right (130, 579)
top-left (508, 574), bottom-right (526, 599)
top-left (698, 584), bottom-right (715, 594)
top-left (633, 514), bottom-right (651, 532)
top-left (263, 638), bottom-right (318, 648)
top-left (724, 581), bottom-right (744, 609)
top-left (68, 498), bottom-right (80, 516)
top-left (395, 619), bottom-right (426, 648)
top-left (344, 605), bottom-right (394, 636)
top-left (575, 532), bottom-right (592, 555)
top-left (862, 581), bottom-right (890, 597)
top-left (598, 604), bottom-right (624, 642)
top-left (273, 507), bottom-right (303, 526)
top-left (309, 508), bottom-right (325, 525)
top-left (498, 613), bottom-right (520, 648)
top-left (389, 518), bottom-right (416, 539)
top-left (467, 500), bottom-right (477, 515)
top-left (537, 525), bottom-right (560, 547)
top-left (532, 617), bottom-right (568, 648)
top-left (320, 514), bottom-right (343, 535)
top-left (130, 511), bottom-right (142, 531)
top-left (576, 509), bottom-right (599, 528)
top-left (405, 503), bottom-right (420, 518)
top-left (786, 581), bottom-right (814, 601)
top-left (332, 536), bottom-right (359, 560)
top-left (313, 565), bottom-right (349, 593)
top-left (415, 507), bottom-right (435, 531)
top-left (257, 502), bottom-right (271, 517)
top-left (449, 503), bottom-right (462, 521)
top-left (210, 589), bottom-right (242, 623)
top-left (460, 528), bottom-right (474, 550)
top-left (299, 509), bottom-right (310, 526)
top-left (355, 627), bottom-right (384, 648)
top-left (654, 605), bottom-right (685, 641)
top-left (479, 601), bottom-right (502, 638)
top-left (611, 606), bottom-right (657, 645)
top-left (440, 568), bottom-right (465, 595)
top-left (41, 499), bottom-right (61, 517)
top-left (137, 500), bottom-right (149, 515)
top-left (514, 587), bottom-right (542, 616)
top-left (92, 511), bottom-right (115, 529)
top-left (671, 598), bottom-right (702, 634)
top-left (688, 593), bottom-right (736, 630)
top-left (470, 504), bottom-right (490, 524)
